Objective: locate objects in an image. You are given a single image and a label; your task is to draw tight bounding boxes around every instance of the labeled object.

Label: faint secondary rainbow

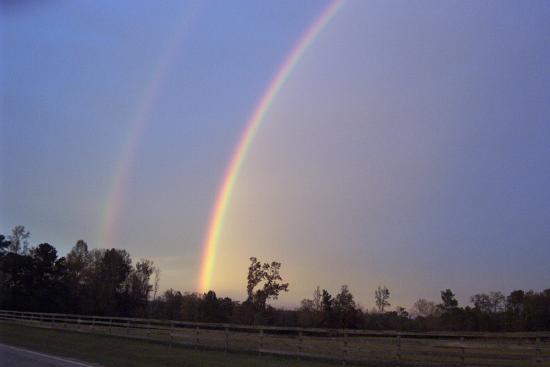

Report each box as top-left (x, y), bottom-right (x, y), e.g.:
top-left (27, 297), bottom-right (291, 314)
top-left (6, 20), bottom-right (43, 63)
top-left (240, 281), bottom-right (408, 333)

top-left (198, 0), bottom-right (344, 292)
top-left (99, 6), bottom-right (199, 248)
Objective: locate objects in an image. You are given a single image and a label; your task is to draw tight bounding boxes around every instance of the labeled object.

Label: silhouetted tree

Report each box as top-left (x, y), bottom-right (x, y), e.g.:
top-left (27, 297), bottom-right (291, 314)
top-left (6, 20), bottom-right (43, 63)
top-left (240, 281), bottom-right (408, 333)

top-left (375, 286), bottom-right (390, 312)
top-left (0, 247), bottom-right (35, 310)
top-left (2, 227), bottom-right (549, 332)
top-left (297, 287), bottom-right (324, 327)
top-left (160, 289), bottom-right (184, 320)
top-left (395, 306), bottom-right (408, 318)
top-left (123, 259), bottom-right (156, 317)
top-left (217, 296), bottom-right (234, 322)
top-left (471, 292), bottom-right (505, 314)
top-left (85, 248), bottom-right (131, 315)
top-left (64, 240), bottom-right (90, 312)
top-left (320, 289), bottom-right (337, 327)
top-left (438, 289), bottom-right (463, 330)
top-left (439, 289), bottom-right (458, 312)
top-left (0, 235), bottom-right (10, 253)
top-left (246, 257), bottom-right (289, 310)
top-left (246, 257), bottom-right (264, 302)
top-left (200, 290), bottom-right (219, 321)
top-left (66, 240), bottom-right (90, 280)
top-left (321, 289), bottom-right (333, 313)
top-left (506, 290), bottom-right (525, 330)
top-left (334, 285), bottom-right (358, 328)
top-left (181, 292), bottom-right (201, 321)
top-left (522, 289), bottom-right (550, 331)
top-left (30, 243), bottom-right (69, 312)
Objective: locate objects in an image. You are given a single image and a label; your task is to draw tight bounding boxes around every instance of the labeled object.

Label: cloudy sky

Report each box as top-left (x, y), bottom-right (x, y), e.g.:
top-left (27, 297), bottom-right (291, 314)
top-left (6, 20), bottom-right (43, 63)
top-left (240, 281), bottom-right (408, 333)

top-left (2, 0), bottom-right (550, 308)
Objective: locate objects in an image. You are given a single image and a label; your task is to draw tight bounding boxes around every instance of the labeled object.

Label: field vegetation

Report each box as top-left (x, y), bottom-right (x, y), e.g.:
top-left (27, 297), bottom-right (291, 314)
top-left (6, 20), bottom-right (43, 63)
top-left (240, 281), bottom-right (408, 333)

top-left (0, 322), bottom-right (339, 367)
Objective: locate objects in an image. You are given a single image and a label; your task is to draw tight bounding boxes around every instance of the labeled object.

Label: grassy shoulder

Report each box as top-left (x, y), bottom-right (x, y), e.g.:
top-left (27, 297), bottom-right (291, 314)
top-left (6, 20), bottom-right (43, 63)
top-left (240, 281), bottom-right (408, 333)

top-left (0, 322), bottom-right (340, 367)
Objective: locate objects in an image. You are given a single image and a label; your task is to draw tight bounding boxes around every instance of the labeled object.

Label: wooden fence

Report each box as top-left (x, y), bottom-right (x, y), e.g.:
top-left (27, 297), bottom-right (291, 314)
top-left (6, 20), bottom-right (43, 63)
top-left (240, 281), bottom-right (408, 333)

top-left (1, 309), bottom-right (549, 366)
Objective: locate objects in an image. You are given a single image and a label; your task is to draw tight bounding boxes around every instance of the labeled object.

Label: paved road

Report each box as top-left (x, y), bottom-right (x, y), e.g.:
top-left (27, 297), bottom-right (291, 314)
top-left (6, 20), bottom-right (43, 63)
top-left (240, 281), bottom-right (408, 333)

top-left (0, 343), bottom-right (99, 367)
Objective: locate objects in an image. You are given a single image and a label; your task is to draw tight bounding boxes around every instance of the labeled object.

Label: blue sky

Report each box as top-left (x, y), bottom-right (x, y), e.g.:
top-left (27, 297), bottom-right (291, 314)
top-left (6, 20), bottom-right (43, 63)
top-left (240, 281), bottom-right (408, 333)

top-left (2, 0), bottom-right (550, 308)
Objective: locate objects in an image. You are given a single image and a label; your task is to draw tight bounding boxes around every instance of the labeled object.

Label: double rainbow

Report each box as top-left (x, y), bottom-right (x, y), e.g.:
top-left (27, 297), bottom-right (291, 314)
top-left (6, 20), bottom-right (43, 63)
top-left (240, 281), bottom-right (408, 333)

top-left (99, 6), bottom-right (199, 248)
top-left (198, 0), bottom-right (344, 292)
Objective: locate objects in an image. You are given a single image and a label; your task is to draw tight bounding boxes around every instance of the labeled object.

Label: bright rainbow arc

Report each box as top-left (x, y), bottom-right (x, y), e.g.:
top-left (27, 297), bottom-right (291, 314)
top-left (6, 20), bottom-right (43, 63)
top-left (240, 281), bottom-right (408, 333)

top-left (99, 7), bottom-right (199, 248)
top-left (198, 0), bottom-right (344, 292)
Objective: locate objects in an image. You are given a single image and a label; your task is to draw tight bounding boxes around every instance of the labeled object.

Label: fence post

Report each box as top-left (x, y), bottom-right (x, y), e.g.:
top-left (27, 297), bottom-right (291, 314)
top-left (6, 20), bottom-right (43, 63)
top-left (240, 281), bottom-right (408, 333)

top-left (396, 333), bottom-right (401, 367)
top-left (363, 333), bottom-right (369, 356)
top-left (195, 326), bottom-right (200, 350)
top-left (169, 322), bottom-right (174, 347)
top-left (258, 329), bottom-right (264, 356)
top-left (126, 320), bottom-right (130, 335)
top-left (342, 331), bottom-right (348, 365)
top-left (147, 321), bottom-right (151, 338)
top-left (460, 336), bottom-right (465, 366)
top-left (109, 318), bottom-right (112, 334)
top-left (224, 327), bottom-right (229, 353)
top-left (298, 331), bottom-right (303, 360)
top-left (536, 337), bottom-right (542, 365)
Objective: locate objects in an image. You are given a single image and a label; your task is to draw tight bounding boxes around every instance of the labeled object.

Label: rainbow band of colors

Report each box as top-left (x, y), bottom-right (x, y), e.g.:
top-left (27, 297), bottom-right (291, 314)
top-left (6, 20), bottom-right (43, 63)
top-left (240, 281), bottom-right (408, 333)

top-left (198, 0), bottom-right (344, 292)
top-left (99, 7), bottom-right (199, 249)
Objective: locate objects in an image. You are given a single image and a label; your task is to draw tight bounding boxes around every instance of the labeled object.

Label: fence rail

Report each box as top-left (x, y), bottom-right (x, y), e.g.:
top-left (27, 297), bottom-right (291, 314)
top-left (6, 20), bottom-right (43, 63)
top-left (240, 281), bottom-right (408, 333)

top-left (1, 309), bottom-right (549, 366)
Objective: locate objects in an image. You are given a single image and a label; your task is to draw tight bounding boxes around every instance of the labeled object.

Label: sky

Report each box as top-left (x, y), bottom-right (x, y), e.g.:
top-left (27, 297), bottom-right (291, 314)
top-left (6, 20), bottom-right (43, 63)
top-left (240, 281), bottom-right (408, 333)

top-left (1, 0), bottom-right (550, 309)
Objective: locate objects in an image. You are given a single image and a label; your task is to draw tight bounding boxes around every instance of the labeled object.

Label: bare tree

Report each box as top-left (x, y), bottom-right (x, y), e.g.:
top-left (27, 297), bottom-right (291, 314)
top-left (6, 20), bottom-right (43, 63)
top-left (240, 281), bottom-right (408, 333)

top-left (313, 286), bottom-right (322, 312)
top-left (153, 267), bottom-right (161, 301)
top-left (375, 285), bottom-right (390, 312)
top-left (299, 298), bottom-right (315, 312)
top-left (410, 298), bottom-right (438, 318)
top-left (8, 225), bottom-right (30, 254)
top-left (490, 291), bottom-right (506, 313)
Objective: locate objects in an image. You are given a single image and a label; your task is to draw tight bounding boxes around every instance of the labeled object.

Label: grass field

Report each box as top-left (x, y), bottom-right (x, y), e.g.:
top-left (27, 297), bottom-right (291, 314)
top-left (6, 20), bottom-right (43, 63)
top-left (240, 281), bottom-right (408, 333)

top-left (0, 322), bottom-right (344, 367)
top-left (2, 316), bottom-right (549, 367)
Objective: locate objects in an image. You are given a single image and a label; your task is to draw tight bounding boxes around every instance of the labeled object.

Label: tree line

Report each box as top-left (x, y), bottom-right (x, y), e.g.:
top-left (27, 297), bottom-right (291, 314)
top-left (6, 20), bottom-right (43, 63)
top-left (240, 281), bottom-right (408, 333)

top-left (1, 225), bottom-right (549, 331)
